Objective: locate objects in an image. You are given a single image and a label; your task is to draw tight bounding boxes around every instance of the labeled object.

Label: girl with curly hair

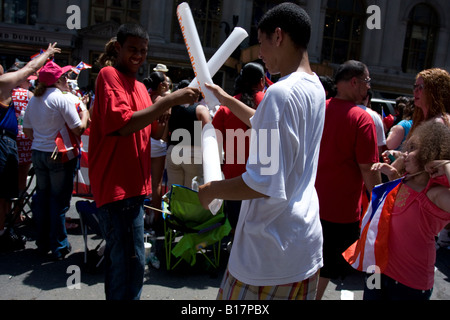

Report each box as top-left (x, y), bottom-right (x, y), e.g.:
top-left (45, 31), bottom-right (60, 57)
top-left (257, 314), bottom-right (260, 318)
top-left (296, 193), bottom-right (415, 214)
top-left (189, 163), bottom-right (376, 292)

top-left (367, 121), bottom-right (450, 300)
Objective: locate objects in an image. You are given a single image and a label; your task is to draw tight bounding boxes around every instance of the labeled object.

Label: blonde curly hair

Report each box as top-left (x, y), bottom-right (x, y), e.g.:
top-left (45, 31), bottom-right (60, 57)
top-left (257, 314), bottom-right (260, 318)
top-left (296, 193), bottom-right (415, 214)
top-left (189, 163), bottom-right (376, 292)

top-left (403, 120), bottom-right (450, 170)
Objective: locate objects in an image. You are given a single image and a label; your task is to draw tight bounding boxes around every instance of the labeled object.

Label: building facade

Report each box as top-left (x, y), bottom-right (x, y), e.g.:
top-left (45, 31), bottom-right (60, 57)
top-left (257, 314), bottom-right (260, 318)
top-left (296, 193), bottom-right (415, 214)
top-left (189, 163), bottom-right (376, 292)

top-left (1, 0), bottom-right (449, 99)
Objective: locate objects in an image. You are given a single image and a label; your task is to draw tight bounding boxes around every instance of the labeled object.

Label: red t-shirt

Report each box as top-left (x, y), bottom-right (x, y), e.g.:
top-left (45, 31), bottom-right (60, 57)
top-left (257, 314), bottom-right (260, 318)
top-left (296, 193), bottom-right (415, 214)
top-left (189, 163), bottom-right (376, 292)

top-left (89, 67), bottom-right (152, 207)
top-left (315, 98), bottom-right (378, 223)
top-left (212, 91), bottom-right (264, 179)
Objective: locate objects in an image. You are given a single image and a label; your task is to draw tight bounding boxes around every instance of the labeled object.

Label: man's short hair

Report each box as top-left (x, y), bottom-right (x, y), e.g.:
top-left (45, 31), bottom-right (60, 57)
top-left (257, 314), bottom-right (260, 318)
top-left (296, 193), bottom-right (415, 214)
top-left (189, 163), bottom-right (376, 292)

top-left (116, 23), bottom-right (149, 45)
top-left (334, 60), bottom-right (368, 84)
top-left (258, 2), bottom-right (311, 49)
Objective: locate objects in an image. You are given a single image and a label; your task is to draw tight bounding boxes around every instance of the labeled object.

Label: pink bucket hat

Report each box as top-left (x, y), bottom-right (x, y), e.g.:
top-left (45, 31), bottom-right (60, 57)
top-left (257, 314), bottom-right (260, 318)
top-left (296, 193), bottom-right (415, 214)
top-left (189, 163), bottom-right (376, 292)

top-left (38, 61), bottom-right (74, 86)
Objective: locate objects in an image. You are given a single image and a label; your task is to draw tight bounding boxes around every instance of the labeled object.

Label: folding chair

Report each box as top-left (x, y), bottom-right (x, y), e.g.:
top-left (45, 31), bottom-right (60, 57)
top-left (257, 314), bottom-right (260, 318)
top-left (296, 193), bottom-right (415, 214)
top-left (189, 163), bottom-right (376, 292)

top-left (75, 200), bottom-right (105, 273)
top-left (162, 184), bottom-right (231, 271)
top-left (6, 166), bottom-right (36, 228)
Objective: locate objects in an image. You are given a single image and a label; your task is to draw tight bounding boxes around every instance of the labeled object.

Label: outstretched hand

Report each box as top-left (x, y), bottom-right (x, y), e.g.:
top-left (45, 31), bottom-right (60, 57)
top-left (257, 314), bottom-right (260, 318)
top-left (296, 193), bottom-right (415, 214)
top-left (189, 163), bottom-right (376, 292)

top-left (171, 87), bottom-right (201, 106)
top-left (205, 83), bottom-right (231, 106)
top-left (45, 42), bottom-right (62, 59)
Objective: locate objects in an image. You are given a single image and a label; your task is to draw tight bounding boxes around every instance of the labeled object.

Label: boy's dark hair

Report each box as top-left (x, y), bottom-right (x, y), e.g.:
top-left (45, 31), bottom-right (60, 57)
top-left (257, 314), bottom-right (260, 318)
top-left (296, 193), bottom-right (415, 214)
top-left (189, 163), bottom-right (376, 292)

top-left (334, 60), bottom-right (368, 84)
top-left (116, 23), bottom-right (149, 45)
top-left (258, 2), bottom-right (311, 50)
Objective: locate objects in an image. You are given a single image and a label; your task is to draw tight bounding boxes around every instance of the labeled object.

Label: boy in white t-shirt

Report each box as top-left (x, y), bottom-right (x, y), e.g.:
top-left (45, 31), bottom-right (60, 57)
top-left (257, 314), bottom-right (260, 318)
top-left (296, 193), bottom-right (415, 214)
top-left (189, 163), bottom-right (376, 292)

top-left (199, 3), bottom-right (325, 300)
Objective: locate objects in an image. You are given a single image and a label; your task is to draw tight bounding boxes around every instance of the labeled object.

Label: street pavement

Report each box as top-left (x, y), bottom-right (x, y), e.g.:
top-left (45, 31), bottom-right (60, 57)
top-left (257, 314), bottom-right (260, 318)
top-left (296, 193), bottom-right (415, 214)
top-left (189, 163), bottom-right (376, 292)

top-left (1, 194), bottom-right (449, 304)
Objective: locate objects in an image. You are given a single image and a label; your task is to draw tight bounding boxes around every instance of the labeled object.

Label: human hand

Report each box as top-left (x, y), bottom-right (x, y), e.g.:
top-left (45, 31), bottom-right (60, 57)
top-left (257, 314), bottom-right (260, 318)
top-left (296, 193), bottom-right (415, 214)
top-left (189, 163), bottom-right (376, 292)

top-left (171, 87), bottom-right (200, 106)
top-left (382, 150), bottom-right (401, 164)
top-left (45, 42), bottom-right (61, 58)
top-left (158, 109), bottom-right (171, 125)
top-left (198, 182), bottom-right (214, 210)
top-left (205, 83), bottom-right (231, 106)
top-left (425, 160), bottom-right (450, 178)
top-left (371, 162), bottom-right (400, 180)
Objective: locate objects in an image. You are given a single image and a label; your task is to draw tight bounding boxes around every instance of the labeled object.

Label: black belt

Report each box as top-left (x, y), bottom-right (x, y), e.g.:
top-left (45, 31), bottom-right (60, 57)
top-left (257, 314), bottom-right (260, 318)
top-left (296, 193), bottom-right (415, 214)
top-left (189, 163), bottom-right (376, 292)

top-left (0, 129), bottom-right (17, 141)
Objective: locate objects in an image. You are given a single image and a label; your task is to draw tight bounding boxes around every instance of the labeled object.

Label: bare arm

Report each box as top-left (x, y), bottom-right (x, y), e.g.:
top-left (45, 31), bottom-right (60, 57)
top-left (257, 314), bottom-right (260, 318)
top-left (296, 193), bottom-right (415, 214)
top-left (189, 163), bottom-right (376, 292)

top-left (70, 110), bottom-right (90, 137)
top-left (386, 125), bottom-right (405, 150)
top-left (205, 83), bottom-right (255, 127)
top-left (0, 43), bottom-right (61, 101)
top-left (196, 104), bottom-right (211, 127)
top-left (117, 87), bottom-right (200, 136)
top-left (23, 128), bottom-right (34, 140)
top-left (198, 176), bottom-right (267, 210)
top-left (359, 163), bottom-right (382, 193)
top-left (425, 161), bottom-right (450, 212)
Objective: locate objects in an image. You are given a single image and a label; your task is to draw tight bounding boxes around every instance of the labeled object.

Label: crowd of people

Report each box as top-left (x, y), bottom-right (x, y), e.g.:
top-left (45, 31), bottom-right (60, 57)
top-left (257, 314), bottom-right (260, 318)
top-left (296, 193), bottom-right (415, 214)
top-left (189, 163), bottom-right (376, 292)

top-left (0, 2), bottom-right (449, 301)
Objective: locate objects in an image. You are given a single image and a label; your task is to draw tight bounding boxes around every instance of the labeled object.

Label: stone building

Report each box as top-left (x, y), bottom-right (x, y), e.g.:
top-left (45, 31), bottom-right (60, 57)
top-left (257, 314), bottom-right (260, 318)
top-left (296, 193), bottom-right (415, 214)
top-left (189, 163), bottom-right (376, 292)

top-left (1, 0), bottom-right (449, 99)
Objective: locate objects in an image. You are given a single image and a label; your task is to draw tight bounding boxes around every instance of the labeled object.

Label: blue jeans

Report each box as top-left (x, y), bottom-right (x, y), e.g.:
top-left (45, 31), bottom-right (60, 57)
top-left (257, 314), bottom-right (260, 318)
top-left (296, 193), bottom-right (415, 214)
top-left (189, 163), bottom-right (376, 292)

top-left (96, 196), bottom-right (145, 300)
top-left (31, 150), bottom-right (78, 258)
top-left (0, 134), bottom-right (18, 200)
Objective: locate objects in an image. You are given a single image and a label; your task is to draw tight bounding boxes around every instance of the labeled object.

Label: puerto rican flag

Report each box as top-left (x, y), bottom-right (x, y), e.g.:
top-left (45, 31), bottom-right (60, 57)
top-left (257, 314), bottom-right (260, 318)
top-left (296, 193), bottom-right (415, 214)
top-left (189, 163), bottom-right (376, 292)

top-left (30, 49), bottom-right (45, 60)
top-left (73, 128), bottom-right (92, 198)
top-left (343, 178), bottom-right (402, 273)
top-left (54, 124), bottom-right (82, 163)
top-left (71, 61), bottom-right (92, 75)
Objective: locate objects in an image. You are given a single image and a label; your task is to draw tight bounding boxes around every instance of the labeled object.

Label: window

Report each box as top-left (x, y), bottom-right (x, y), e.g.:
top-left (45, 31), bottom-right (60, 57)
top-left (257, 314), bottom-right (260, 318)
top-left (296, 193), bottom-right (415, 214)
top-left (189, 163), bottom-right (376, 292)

top-left (171, 0), bottom-right (223, 48)
top-left (321, 0), bottom-right (365, 64)
top-left (401, 3), bottom-right (438, 74)
top-left (90, 0), bottom-right (142, 26)
top-left (0, 0), bottom-right (38, 25)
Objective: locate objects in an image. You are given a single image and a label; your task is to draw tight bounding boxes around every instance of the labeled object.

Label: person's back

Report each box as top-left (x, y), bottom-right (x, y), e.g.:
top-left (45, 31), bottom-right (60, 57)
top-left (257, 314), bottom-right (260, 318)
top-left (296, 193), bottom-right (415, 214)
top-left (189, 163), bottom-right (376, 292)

top-left (317, 98), bottom-right (377, 223)
top-left (315, 60), bottom-right (381, 300)
top-left (26, 88), bottom-right (81, 152)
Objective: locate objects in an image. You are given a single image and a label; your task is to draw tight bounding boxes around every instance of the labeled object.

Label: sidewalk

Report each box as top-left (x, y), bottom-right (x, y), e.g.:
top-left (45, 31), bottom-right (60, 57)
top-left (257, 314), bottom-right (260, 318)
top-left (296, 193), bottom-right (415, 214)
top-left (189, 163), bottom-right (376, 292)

top-left (0, 195), bottom-right (449, 301)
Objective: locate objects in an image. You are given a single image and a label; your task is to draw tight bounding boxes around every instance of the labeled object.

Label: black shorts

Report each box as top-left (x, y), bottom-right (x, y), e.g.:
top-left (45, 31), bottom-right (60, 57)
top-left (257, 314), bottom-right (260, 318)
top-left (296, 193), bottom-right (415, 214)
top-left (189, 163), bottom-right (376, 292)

top-left (0, 135), bottom-right (19, 200)
top-left (320, 219), bottom-right (360, 279)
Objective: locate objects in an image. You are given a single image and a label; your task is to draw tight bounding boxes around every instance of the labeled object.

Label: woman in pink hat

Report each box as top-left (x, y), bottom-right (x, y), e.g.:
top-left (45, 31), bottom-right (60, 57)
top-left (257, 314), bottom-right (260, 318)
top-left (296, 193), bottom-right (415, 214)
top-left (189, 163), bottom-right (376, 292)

top-left (23, 61), bottom-right (89, 260)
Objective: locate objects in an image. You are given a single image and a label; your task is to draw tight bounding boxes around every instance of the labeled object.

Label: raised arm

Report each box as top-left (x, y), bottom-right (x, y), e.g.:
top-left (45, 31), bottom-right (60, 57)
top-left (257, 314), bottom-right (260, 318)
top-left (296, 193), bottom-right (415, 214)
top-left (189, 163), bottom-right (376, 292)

top-left (205, 83), bottom-right (256, 127)
top-left (0, 43), bottom-right (61, 101)
top-left (425, 161), bottom-right (450, 213)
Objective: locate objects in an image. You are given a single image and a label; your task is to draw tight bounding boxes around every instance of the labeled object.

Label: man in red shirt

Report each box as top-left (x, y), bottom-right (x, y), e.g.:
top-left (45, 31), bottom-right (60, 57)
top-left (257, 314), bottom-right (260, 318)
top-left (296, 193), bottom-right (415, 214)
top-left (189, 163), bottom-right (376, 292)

top-left (315, 60), bottom-right (381, 299)
top-left (89, 23), bottom-right (199, 300)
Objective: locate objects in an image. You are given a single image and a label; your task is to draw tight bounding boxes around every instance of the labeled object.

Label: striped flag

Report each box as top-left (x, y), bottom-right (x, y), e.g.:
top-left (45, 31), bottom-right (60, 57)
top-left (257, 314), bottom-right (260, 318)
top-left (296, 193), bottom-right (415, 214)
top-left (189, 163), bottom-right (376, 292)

top-left (343, 178), bottom-right (402, 273)
top-left (73, 128), bottom-right (92, 198)
top-left (53, 124), bottom-right (82, 163)
top-left (71, 61), bottom-right (92, 75)
top-left (30, 49), bottom-right (45, 60)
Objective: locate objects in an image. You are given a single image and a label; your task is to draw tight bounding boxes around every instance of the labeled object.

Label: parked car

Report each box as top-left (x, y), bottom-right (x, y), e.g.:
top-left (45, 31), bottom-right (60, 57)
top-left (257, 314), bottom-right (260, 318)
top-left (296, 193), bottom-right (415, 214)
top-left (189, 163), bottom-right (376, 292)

top-left (371, 98), bottom-right (396, 117)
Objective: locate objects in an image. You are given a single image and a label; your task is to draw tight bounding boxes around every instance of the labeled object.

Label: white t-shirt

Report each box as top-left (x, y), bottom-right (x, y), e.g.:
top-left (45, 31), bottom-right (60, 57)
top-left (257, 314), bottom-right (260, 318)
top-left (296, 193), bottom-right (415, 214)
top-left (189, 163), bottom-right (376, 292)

top-left (358, 105), bottom-right (386, 147)
top-left (23, 88), bottom-right (82, 152)
top-left (228, 72), bottom-right (325, 286)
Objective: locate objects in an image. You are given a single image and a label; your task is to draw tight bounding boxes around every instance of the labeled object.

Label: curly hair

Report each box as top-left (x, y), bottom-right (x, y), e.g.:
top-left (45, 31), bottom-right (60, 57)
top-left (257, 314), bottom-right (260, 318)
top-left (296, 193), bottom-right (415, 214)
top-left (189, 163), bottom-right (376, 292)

top-left (403, 120), bottom-right (450, 169)
top-left (410, 68), bottom-right (450, 136)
